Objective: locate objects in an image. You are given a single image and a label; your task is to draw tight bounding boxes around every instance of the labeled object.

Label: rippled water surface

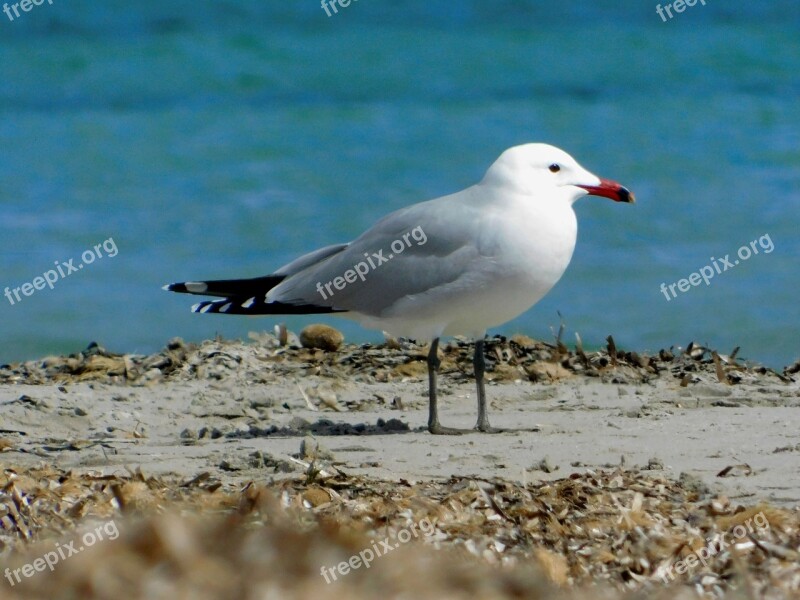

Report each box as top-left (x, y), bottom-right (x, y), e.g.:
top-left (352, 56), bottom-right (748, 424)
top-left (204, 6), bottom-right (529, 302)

top-left (1, 1), bottom-right (798, 367)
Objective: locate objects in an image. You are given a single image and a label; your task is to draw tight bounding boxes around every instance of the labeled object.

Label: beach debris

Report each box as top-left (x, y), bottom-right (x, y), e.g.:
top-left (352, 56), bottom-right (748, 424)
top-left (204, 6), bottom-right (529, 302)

top-left (297, 382), bottom-right (318, 410)
top-left (299, 324), bottom-right (344, 351)
top-left (677, 472), bottom-right (713, 498)
top-left (300, 435), bottom-right (334, 461)
top-left (712, 351), bottom-right (731, 384)
top-left (525, 361), bottom-right (571, 382)
top-left (529, 456), bottom-right (558, 473)
top-left (784, 357), bottom-right (800, 376)
top-left (276, 323), bottom-right (289, 346)
top-left (1, 465), bottom-right (798, 599)
top-left (606, 335), bottom-right (619, 366)
top-left (716, 464), bottom-right (753, 478)
top-left (0, 331), bottom-right (793, 391)
top-left (225, 417), bottom-right (411, 439)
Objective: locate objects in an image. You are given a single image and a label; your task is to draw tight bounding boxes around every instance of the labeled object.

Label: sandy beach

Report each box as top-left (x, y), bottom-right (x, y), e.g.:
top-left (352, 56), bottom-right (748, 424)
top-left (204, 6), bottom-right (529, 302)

top-left (1, 330), bottom-right (798, 599)
top-left (1, 335), bottom-right (799, 504)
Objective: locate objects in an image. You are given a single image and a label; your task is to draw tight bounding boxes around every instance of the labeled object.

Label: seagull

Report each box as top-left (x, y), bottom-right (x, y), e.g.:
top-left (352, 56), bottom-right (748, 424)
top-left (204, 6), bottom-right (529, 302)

top-left (164, 143), bottom-right (634, 434)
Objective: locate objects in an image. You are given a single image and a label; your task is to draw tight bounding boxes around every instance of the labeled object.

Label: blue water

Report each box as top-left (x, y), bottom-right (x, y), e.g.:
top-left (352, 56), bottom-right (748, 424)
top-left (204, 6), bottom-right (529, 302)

top-left (1, 1), bottom-right (798, 368)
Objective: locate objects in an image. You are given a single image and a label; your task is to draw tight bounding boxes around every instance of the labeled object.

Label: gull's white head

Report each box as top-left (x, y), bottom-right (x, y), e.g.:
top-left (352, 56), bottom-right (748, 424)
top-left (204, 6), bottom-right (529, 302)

top-left (481, 143), bottom-right (635, 205)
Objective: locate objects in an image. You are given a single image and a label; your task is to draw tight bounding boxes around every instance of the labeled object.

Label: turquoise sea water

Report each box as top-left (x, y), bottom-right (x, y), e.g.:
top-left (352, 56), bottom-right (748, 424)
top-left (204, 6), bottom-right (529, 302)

top-left (1, 1), bottom-right (798, 367)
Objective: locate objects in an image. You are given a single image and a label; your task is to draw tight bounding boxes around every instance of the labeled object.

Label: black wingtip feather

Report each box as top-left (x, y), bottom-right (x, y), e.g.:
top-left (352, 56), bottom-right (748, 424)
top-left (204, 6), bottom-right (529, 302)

top-left (167, 274), bottom-right (345, 315)
top-left (163, 275), bottom-right (287, 298)
top-left (191, 297), bottom-right (347, 315)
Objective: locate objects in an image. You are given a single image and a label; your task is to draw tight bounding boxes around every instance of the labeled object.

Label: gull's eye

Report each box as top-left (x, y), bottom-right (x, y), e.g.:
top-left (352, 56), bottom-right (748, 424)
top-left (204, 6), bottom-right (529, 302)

top-left (548, 163), bottom-right (561, 173)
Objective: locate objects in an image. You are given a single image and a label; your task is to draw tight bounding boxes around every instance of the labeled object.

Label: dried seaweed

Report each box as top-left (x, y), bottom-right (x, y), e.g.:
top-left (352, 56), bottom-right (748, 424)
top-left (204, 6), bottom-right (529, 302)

top-left (1, 465), bottom-right (798, 599)
top-left (0, 331), bottom-right (793, 391)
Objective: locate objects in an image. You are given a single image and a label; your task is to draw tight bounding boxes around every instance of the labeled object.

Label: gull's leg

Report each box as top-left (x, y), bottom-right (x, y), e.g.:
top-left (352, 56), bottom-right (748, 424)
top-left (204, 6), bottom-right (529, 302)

top-left (427, 338), bottom-right (461, 435)
top-left (474, 338), bottom-right (501, 432)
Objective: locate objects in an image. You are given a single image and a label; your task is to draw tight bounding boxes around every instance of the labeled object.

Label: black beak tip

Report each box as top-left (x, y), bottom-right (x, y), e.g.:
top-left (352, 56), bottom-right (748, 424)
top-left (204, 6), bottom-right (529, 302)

top-left (619, 187), bottom-right (635, 203)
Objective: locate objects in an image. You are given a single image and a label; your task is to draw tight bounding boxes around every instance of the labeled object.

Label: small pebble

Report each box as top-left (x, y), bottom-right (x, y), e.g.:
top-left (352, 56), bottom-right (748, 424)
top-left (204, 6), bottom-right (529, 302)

top-left (299, 324), bottom-right (344, 352)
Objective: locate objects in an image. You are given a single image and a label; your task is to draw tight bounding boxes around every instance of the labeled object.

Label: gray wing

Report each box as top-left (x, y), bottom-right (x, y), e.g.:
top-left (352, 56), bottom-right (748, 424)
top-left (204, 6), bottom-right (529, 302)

top-left (274, 243), bottom-right (349, 276)
top-left (267, 186), bottom-right (501, 316)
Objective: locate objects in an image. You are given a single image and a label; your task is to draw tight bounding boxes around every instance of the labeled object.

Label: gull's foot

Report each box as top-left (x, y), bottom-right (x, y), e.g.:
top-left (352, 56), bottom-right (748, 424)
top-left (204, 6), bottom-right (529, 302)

top-left (428, 423), bottom-right (465, 435)
top-left (475, 422), bottom-right (504, 434)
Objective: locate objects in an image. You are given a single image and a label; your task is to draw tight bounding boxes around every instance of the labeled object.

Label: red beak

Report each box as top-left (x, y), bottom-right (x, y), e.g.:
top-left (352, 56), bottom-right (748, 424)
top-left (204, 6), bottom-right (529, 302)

top-left (578, 178), bottom-right (635, 203)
